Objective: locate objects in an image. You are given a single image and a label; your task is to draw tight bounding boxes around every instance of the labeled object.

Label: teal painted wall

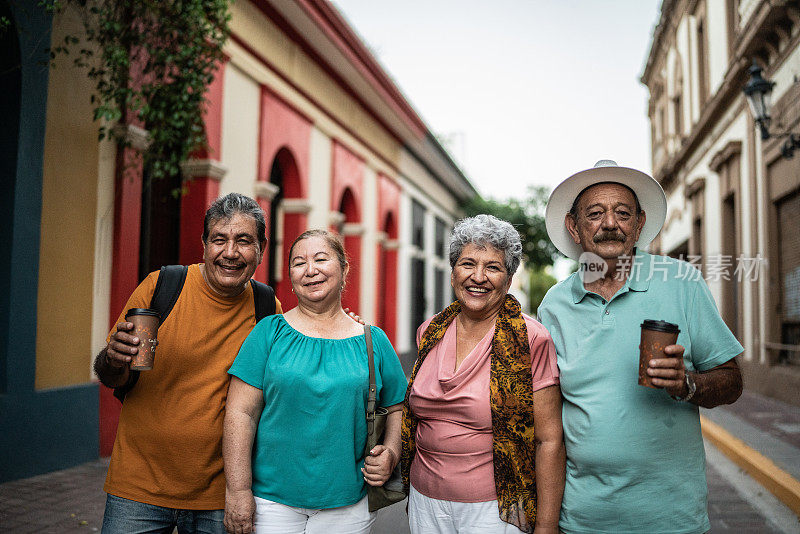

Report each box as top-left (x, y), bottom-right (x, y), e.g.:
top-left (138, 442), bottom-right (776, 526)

top-left (0, 0), bottom-right (99, 483)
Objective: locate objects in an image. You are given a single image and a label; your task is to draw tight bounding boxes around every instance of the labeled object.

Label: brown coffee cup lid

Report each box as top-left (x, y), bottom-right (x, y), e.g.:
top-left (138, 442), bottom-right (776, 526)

top-left (125, 308), bottom-right (161, 320)
top-left (641, 319), bottom-right (680, 333)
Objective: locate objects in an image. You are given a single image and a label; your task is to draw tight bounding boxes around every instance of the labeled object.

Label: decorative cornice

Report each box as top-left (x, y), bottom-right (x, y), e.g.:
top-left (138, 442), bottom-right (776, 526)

top-left (641, 0), bottom-right (680, 84)
top-left (709, 140), bottom-right (743, 173)
top-left (280, 198), bottom-right (312, 214)
top-left (341, 222), bottom-right (364, 236)
top-left (652, 56), bottom-right (750, 185)
top-left (180, 159), bottom-right (228, 181)
top-left (113, 124), bottom-right (151, 152)
top-left (328, 211), bottom-right (346, 227)
top-left (684, 177), bottom-right (706, 198)
top-left (647, 1), bottom-right (800, 183)
top-left (253, 181), bottom-right (280, 201)
top-left (295, 0), bottom-right (427, 137)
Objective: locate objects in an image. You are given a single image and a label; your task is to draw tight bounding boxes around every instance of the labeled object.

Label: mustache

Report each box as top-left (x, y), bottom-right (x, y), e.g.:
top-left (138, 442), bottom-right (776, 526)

top-left (593, 232), bottom-right (625, 243)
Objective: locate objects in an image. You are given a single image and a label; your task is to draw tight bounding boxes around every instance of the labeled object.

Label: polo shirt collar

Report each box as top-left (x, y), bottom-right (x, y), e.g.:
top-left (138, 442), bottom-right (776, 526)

top-left (570, 248), bottom-right (652, 304)
top-left (627, 248), bottom-right (652, 292)
top-left (570, 272), bottom-right (590, 303)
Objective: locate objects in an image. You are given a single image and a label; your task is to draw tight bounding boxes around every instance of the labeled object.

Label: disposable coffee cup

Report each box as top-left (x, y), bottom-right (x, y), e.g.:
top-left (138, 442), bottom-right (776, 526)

top-left (125, 308), bottom-right (160, 371)
top-left (638, 320), bottom-right (680, 388)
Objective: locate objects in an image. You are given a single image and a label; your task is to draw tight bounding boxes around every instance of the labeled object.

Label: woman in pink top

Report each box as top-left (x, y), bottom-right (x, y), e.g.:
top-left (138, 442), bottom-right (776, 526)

top-left (400, 215), bottom-right (565, 534)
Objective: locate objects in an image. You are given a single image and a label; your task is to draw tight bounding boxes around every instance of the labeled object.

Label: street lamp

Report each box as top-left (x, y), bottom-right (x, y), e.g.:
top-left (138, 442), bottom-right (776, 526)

top-left (743, 61), bottom-right (774, 140)
top-left (743, 59), bottom-right (800, 158)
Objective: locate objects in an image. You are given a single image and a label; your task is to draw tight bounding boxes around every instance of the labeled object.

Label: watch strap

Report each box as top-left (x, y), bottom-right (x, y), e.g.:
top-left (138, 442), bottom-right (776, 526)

top-left (671, 372), bottom-right (696, 402)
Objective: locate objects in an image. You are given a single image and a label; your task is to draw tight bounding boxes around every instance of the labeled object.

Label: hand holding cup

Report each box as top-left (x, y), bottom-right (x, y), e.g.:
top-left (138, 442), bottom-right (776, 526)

top-left (646, 344), bottom-right (688, 396)
top-left (106, 321), bottom-right (140, 367)
top-left (639, 320), bottom-right (681, 391)
top-left (124, 308), bottom-right (160, 370)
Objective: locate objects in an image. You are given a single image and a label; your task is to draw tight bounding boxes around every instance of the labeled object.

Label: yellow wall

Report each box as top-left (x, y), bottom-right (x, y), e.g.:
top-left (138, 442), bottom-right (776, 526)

top-left (36, 8), bottom-right (101, 389)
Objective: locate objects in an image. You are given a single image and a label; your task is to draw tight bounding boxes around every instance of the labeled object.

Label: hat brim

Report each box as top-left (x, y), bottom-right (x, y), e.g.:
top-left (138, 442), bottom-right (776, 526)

top-left (545, 166), bottom-right (667, 260)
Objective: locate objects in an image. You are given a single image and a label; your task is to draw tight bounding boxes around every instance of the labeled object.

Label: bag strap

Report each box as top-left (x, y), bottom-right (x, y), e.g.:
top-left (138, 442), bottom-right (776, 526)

top-left (250, 279), bottom-right (276, 321)
top-left (364, 325), bottom-right (377, 448)
top-left (151, 265), bottom-right (188, 326)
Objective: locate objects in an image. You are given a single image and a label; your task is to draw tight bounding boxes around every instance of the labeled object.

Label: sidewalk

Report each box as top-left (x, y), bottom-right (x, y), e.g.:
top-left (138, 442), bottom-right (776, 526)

top-left (701, 389), bottom-right (800, 519)
top-left (0, 458), bottom-right (406, 534)
top-left (0, 389), bottom-right (797, 533)
top-left (0, 457), bottom-right (108, 533)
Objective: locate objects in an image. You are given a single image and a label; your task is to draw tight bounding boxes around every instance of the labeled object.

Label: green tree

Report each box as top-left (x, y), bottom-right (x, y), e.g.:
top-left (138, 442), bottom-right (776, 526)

top-left (10, 0), bottom-right (231, 182)
top-left (528, 267), bottom-right (557, 317)
top-left (461, 186), bottom-right (559, 271)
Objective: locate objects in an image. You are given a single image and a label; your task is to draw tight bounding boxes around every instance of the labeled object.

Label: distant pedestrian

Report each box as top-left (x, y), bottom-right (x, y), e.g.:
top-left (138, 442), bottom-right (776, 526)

top-left (402, 215), bottom-right (565, 534)
top-left (223, 230), bottom-right (407, 534)
top-left (538, 160), bottom-right (743, 533)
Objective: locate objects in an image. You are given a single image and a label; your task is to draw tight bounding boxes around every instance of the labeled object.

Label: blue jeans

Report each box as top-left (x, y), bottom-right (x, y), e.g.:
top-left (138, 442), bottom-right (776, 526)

top-left (102, 493), bottom-right (225, 534)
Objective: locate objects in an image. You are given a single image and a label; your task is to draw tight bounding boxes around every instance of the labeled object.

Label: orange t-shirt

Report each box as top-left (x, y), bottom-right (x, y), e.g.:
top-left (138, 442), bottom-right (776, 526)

top-left (103, 264), bottom-right (282, 509)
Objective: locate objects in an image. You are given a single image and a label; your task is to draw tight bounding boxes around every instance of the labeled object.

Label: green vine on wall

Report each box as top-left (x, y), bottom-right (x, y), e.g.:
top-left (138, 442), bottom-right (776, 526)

top-left (48, 0), bottom-right (231, 182)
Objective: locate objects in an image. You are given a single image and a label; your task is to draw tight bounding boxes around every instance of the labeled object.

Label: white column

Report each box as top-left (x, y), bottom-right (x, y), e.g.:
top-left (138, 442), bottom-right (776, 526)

top-left (90, 136), bottom-right (117, 368)
top-left (396, 192), bottom-right (412, 354)
top-left (308, 126), bottom-right (332, 229)
top-left (360, 166), bottom-right (378, 323)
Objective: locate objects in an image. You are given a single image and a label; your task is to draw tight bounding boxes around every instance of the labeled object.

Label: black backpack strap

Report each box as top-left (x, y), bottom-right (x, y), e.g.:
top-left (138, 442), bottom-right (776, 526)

top-left (150, 265), bottom-right (188, 326)
top-left (113, 265), bottom-right (188, 403)
top-left (250, 279), bottom-right (276, 321)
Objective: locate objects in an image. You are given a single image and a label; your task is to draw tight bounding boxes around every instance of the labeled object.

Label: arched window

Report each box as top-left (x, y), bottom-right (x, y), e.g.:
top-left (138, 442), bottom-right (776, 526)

top-left (338, 187), bottom-right (361, 312)
top-left (264, 147), bottom-right (303, 306)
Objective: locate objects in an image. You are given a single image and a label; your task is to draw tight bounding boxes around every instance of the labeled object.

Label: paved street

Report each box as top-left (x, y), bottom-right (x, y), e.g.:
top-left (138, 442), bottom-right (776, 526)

top-left (704, 441), bottom-right (798, 533)
top-left (0, 439), bottom-right (796, 534)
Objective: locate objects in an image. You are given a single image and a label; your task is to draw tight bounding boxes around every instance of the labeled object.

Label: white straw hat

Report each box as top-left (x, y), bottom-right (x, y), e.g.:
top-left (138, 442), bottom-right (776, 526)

top-left (545, 160), bottom-right (667, 260)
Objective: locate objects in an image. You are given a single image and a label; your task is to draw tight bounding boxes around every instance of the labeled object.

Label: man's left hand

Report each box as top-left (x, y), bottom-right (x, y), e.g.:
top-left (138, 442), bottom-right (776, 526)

top-left (647, 344), bottom-right (688, 397)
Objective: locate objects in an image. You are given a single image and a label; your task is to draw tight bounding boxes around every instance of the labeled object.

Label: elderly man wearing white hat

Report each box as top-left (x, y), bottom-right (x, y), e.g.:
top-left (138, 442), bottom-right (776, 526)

top-left (538, 161), bottom-right (743, 534)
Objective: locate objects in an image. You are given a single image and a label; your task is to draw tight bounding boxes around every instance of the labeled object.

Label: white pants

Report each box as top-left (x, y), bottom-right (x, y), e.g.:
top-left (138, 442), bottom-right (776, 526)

top-left (408, 486), bottom-right (524, 534)
top-left (253, 495), bottom-right (376, 534)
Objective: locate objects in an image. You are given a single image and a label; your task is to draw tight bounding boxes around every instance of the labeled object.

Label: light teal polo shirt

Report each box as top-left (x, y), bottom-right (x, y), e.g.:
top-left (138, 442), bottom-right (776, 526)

top-left (229, 315), bottom-right (407, 509)
top-left (538, 249), bottom-right (742, 534)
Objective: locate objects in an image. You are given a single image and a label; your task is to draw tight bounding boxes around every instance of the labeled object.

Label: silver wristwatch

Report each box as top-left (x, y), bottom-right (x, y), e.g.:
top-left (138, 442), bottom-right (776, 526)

top-left (671, 372), bottom-right (696, 402)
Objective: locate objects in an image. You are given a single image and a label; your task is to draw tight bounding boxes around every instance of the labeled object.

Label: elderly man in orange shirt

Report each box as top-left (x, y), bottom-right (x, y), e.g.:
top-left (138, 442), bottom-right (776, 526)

top-left (94, 193), bottom-right (281, 534)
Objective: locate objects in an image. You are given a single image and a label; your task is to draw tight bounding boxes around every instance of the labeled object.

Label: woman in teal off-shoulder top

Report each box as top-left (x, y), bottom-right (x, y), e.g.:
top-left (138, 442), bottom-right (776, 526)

top-left (223, 229), bottom-right (407, 534)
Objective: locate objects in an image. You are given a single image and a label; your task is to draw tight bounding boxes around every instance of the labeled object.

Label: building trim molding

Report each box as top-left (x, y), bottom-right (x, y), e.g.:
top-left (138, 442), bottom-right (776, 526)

top-left (709, 140), bottom-right (743, 173)
top-left (342, 222), bottom-right (364, 236)
top-left (328, 211), bottom-right (346, 227)
top-left (280, 198), bottom-right (312, 214)
top-left (685, 177), bottom-right (706, 198)
top-left (180, 159), bottom-right (227, 181)
top-left (254, 180), bottom-right (280, 201)
top-left (113, 124), bottom-right (151, 152)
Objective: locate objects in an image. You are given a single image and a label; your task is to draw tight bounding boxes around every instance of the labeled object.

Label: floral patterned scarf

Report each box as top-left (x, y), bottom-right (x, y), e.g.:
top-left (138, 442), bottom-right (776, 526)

top-left (400, 294), bottom-right (537, 533)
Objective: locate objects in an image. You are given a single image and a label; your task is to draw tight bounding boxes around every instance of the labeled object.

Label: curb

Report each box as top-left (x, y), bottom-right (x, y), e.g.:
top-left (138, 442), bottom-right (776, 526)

top-left (700, 415), bottom-right (800, 517)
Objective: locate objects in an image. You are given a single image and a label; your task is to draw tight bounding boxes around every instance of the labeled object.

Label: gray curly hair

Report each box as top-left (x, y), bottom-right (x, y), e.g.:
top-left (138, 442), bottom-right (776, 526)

top-left (449, 214), bottom-right (523, 275)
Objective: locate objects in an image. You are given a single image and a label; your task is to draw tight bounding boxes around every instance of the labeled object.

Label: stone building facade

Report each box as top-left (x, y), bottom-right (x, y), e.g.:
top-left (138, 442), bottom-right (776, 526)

top-left (642, 0), bottom-right (800, 406)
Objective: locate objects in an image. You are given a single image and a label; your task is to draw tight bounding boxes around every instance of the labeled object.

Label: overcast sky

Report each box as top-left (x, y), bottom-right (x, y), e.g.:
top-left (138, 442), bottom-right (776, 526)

top-left (332, 0), bottom-right (663, 199)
